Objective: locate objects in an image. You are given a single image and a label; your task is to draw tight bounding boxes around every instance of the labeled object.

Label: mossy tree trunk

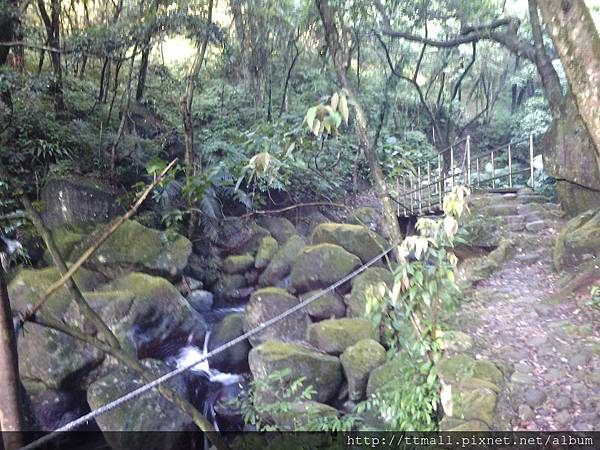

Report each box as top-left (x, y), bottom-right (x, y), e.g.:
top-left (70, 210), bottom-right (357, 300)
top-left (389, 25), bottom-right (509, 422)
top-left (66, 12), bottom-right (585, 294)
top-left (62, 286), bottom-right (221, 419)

top-left (537, 0), bottom-right (600, 172)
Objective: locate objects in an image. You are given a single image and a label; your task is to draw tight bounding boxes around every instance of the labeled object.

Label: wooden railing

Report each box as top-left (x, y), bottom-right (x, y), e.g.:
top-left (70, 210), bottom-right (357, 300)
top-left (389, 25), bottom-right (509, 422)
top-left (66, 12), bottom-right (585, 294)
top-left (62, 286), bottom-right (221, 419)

top-left (393, 133), bottom-right (539, 217)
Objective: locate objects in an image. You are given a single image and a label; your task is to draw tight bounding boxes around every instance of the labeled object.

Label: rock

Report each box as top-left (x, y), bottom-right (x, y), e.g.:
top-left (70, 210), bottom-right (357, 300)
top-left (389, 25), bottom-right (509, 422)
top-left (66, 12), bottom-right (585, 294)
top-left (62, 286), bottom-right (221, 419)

top-left (87, 359), bottom-right (192, 449)
top-left (437, 354), bottom-right (503, 387)
top-left (88, 273), bottom-right (207, 357)
top-left (453, 387), bottom-right (497, 425)
top-left (340, 339), bottom-right (386, 401)
top-left (568, 352), bottom-right (591, 368)
top-left (70, 220), bottom-right (192, 280)
top-left (518, 404), bottom-right (535, 421)
top-left (289, 244), bottom-right (361, 294)
top-left (485, 204), bottom-right (519, 217)
top-left (543, 95), bottom-right (600, 216)
top-left (244, 270), bottom-right (258, 285)
top-left (40, 176), bottom-right (119, 229)
top-left (554, 396), bottom-right (571, 410)
top-left (255, 236), bottom-right (278, 269)
top-left (269, 401), bottom-right (339, 430)
top-left (187, 290), bottom-right (214, 312)
top-left (221, 218), bottom-right (271, 254)
top-left (299, 290), bottom-right (346, 321)
top-left (213, 274), bottom-right (248, 306)
top-left (524, 389), bottom-right (547, 408)
top-left (248, 341), bottom-right (342, 403)
top-left (18, 322), bottom-right (104, 390)
top-left (27, 387), bottom-right (89, 430)
top-left (346, 268), bottom-right (393, 318)
top-left (256, 216), bottom-right (298, 245)
top-left (525, 220), bottom-right (546, 232)
top-left (553, 207), bottom-right (600, 270)
top-left (347, 207), bottom-right (380, 231)
top-left (42, 224), bottom-right (92, 264)
top-left (440, 417), bottom-right (489, 431)
top-left (181, 276), bottom-right (203, 292)
top-left (440, 330), bottom-right (474, 353)
top-left (258, 235), bottom-right (306, 287)
top-left (223, 254), bottom-right (254, 275)
top-left (307, 318), bottom-right (379, 355)
top-left (243, 288), bottom-right (309, 346)
top-left (208, 313), bottom-right (251, 372)
top-left (185, 253), bottom-right (221, 288)
top-left (366, 356), bottom-right (404, 398)
top-left (8, 266), bottom-right (106, 317)
top-left (310, 223), bottom-right (387, 264)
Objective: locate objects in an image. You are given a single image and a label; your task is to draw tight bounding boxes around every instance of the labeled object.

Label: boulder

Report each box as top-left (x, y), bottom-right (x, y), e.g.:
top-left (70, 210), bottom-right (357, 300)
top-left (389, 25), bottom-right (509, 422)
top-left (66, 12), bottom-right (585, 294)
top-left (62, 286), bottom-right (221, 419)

top-left (243, 288), bottom-right (309, 346)
top-left (8, 266), bottom-right (106, 317)
top-left (269, 401), bottom-right (339, 430)
top-left (311, 223), bottom-right (387, 264)
top-left (299, 290), bottom-right (346, 321)
top-left (248, 341), bottom-right (342, 403)
top-left (42, 224), bottom-right (93, 264)
top-left (213, 274), bottom-right (248, 306)
top-left (366, 356), bottom-right (404, 398)
top-left (289, 244), bottom-right (361, 294)
top-left (223, 254), bottom-right (254, 275)
top-left (307, 318), bottom-right (379, 355)
top-left (18, 322), bottom-right (104, 390)
top-left (221, 218), bottom-right (271, 254)
top-left (256, 216), bottom-right (298, 244)
top-left (185, 253), bottom-right (221, 288)
top-left (186, 289), bottom-right (214, 312)
top-left (26, 386), bottom-right (90, 430)
top-left (346, 268), bottom-right (393, 318)
top-left (347, 207), bottom-right (380, 231)
top-left (255, 236), bottom-right (278, 269)
top-left (208, 313), bottom-right (251, 372)
top-left (553, 207), bottom-right (600, 271)
top-left (70, 220), bottom-right (192, 279)
top-left (85, 273), bottom-right (207, 357)
top-left (437, 354), bottom-right (503, 388)
top-left (87, 359), bottom-right (192, 449)
top-left (340, 339), bottom-right (386, 401)
top-left (258, 235), bottom-right (306, 287)
top-left (40, 176), bottom-right (119, 229)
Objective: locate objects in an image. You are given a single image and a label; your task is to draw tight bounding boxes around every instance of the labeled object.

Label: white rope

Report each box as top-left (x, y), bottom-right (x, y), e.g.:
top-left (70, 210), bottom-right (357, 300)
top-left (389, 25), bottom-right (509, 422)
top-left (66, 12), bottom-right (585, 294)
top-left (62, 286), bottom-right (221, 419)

top-left (20, 245), bottom-right (393, 450)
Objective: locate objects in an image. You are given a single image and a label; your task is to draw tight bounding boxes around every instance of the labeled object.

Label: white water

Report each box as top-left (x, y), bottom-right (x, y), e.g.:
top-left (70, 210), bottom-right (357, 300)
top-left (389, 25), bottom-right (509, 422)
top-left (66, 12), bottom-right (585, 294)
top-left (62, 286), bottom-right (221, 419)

top-left (176, 330), bottom-right (241, 385)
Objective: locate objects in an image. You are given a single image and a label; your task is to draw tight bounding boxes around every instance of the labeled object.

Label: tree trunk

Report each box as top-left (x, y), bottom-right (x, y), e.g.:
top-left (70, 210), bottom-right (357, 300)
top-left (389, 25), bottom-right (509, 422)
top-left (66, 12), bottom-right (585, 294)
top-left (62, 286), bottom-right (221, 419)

top-left (37, 0), bottom-right (65, 113)
top-left (537, 0), bottom-right (600, 170)
top-left (315, 0), bottom-right (403, 256)
top-left (135, 45), bottom-right (151, 102)
top-left (0, 268), bottom-right (25, 449)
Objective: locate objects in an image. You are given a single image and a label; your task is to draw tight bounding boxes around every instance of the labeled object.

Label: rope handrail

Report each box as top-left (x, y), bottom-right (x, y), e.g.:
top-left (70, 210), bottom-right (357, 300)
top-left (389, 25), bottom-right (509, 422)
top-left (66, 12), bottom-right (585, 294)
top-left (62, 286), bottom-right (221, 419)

top-left (19, 245), bottom-right (394, 450)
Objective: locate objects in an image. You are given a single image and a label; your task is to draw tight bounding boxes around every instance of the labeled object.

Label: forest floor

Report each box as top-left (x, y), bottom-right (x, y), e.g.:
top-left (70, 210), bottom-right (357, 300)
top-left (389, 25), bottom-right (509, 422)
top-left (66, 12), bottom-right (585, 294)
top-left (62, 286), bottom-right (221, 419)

top-left (454, 198), bottom-right (600, 430)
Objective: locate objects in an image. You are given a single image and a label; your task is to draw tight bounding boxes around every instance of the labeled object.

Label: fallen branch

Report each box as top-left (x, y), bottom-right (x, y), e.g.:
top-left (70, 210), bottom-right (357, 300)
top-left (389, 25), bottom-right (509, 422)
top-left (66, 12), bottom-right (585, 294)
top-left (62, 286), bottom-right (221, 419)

top-left (241, 201), bottom-right (348, 219)
top-left (19, 158), bottom-right (177, 326)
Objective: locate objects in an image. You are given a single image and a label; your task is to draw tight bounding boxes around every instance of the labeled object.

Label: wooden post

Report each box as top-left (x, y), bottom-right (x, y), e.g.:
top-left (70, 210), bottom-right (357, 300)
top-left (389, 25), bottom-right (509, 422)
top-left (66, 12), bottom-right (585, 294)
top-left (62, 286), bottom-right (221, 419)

top-left (427, 161), bottom-right (432, 210)
top-left (508, 144), bottom-right (513, 188)
top-left (466, 135), bottom-right (471, 186)
top-left (529, 133), bottom-right (535, 190)
top-left (438, 154), bottom-right (443, 207)
top-left (403, 177), bottom-right (407, 216)
top-left (409, 173), bottom-right (414, 214)
top-left (476, 158), bottom-right (480, 189)
top-left (417, 166), bottom-right (422, 214)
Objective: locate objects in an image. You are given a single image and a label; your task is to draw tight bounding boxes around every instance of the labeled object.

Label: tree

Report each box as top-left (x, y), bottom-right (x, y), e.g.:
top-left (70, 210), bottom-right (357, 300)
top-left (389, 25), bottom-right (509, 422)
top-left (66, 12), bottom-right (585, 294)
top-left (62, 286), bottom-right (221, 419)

top-left (537, 0), bottom-right (600, 171)
top-left (37, 0), bottom-right (65, 114)
top-left (315, 0), bottom-right (403, 255)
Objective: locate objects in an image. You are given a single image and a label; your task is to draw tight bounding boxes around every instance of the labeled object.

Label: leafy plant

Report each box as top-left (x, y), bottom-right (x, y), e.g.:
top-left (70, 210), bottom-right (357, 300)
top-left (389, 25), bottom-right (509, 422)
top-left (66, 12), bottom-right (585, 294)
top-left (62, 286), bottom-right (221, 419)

top-left (586, 286), bottom-right (600, 310)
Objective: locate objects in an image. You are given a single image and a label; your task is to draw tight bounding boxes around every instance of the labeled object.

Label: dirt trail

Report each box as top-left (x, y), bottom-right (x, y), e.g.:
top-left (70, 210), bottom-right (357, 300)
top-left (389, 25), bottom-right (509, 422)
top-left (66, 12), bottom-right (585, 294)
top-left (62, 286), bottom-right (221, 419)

top-left (457, 194), bottom-right (600, 430)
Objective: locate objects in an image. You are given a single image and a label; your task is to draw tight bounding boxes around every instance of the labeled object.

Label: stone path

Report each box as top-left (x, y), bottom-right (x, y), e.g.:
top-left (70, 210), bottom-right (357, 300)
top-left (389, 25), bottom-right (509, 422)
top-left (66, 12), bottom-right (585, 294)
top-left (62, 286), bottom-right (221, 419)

top-left (455, 193), bottom-right (600, 431)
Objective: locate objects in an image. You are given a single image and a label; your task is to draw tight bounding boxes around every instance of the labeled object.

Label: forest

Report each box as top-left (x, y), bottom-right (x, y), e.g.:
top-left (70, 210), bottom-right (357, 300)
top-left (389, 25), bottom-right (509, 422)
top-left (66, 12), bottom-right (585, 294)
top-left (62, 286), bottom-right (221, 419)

top-left (0, 0), bottom-right (599, 448)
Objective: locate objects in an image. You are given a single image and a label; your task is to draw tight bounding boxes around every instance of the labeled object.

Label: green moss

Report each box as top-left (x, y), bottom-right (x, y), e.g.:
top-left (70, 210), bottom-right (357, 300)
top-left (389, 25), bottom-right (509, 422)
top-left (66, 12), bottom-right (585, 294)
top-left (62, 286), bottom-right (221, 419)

top-left (255, 236), bottom-right (278, 269)
top-left (299, 289), bottom-right (345, 321)
top-left (256, 216), bottom-right (298, 245)
top-left (258, 234), bottom-right (306, 286)
top-left (340, 339), bottom-right (386, 401)
top-left (307, 318), bottom-right (379, 355)
top-left (347, 267), bottom-right (393, 318)
top-left (310, 223), bottom-right (387, 264)
top-left (223, 254), bottom-right (255, 274)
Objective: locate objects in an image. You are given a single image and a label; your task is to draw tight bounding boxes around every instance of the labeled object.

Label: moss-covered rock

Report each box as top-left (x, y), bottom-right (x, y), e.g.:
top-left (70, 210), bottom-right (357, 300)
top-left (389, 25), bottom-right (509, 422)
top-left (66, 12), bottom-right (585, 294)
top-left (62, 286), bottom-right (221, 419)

top-left (221, 217), bottom-right (271, 254)
top-left (248, 341), bottom-right (342, 403)
top-left (243, 287), bottom-right (309, 346)
top-left (452, 387), bottom-right (497, 426)
top-left (299, 289), bottom-right (346, 321)
top-left (43, 224), bottom-right (94, 264)
top-left (456, 239), bottom-right (514, 290)
top-left (346, 268), bottom-right (393, 318)
top-left (8, 266), bottom-right (106, 317)
top-left (311, 223), bottom-right (387, 264)
top-left (440, 417), bottom-right (489, 431)
top-left (208, 313), bottom-right (250, 372)
top-left (347, 207), bottom-right (380, 231)
top-left (255, 236), bottom-right (278, 269)
top-left (437, 354), bottom-right (503, 387)
top-left (307, 318), bottom-right (379, 355)
top-left (340, 339), bottom-right (386, 401)
top-left (258, 235), bottom-right (306, 287)
top-left (553, 207), bottom-right (600, 271)
top-left (87, 359), bottom-right (192, 448)
top-left (213, 274), bottom-right (248, 306)
top-left (223, 254), bottom-right (254, 274)
top-left (366, 356), bottom-right (405, 397)
top-left (289, 244), bottom-right (361, 294)
top-left (70, 220), bottom-right (192, 279)
top-left (256, 216), bottom-right (298, 244)
top-left (269, 401), bottom-right (339, 430)
top-left (88, 273), bottom-right (207, 356)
